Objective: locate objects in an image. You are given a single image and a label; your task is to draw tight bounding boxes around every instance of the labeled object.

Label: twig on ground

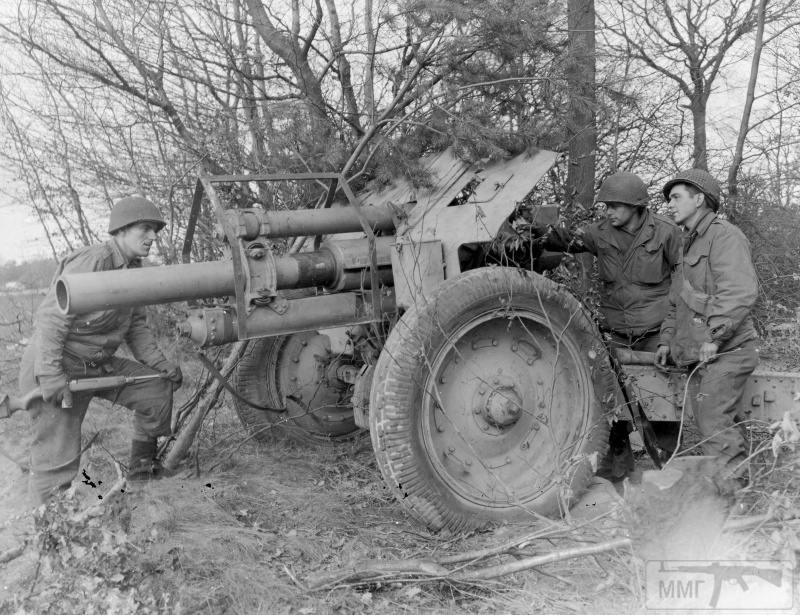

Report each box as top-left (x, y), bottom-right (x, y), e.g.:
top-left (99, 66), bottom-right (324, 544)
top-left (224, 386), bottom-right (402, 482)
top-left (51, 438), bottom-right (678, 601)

top-left (460, 537), bottom-right (631, 581)
top-left (306, 537), bottom-right (632, 590)
top-left (723, 505), bottom-right (800, 532)
top-left (282, 563), bottom-right (308, 591)
top-left (436, 525), bottom-right (569, 566)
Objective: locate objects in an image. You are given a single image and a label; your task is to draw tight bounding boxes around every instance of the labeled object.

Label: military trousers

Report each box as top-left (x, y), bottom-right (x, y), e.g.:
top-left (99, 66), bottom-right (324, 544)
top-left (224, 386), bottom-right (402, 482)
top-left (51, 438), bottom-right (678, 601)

top-left (19, 346), bottom-right (173, 505)
top-left (686, 339), bottom-right (759, 474)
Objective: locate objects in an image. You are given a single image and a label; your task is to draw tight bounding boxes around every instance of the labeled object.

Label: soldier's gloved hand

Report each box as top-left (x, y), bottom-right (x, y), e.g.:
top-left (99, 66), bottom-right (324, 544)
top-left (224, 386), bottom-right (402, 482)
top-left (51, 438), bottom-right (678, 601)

top-left (38, 373), bottom-right (69, 405)
top-left (654, 345), bottom-right (671, 369)
top-left (159, 362), bottom-right (183, 391)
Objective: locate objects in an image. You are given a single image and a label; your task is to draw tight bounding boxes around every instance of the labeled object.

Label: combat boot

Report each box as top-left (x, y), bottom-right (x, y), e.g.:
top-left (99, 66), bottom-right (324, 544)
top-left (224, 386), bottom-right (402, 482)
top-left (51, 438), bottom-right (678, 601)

top-left (128, 439), bottom-right (174, 481)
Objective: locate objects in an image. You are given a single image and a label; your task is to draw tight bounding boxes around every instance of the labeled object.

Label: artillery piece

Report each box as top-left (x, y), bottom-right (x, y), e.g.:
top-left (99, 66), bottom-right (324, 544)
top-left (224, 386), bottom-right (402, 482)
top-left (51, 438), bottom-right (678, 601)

top-left (56, 148), bottom-right (798, 532)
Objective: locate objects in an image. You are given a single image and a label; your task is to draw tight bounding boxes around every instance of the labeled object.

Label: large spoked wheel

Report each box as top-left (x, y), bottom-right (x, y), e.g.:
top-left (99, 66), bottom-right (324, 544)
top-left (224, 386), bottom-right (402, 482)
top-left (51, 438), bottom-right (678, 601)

top-left (369, 267), bottom-right (615, 532)
top-left (233, 332), bottom-right (362, 445)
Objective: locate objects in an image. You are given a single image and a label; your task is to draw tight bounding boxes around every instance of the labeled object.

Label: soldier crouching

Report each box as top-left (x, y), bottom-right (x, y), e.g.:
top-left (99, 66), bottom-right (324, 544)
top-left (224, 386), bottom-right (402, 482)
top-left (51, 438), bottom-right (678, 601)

top-left (19, 196), bottom-right (183, 505)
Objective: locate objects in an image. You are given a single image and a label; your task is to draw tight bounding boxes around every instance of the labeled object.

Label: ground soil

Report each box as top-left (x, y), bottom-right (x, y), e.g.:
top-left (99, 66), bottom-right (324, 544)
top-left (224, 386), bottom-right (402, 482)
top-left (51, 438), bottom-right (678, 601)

top-left (1, 297), bottom-right (798, 614)
top-left (0, 393), bottom-right (646, 615)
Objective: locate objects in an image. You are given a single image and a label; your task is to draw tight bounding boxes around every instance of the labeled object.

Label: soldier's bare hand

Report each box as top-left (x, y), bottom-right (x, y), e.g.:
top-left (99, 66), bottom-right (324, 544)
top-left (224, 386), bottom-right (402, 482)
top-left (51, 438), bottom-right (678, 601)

top-left (699, 342), bottom-right (719, 364)
top-left (654, 345), bottom-right (671, 369)
top-left (160, 362), bottom-right (183, 390)
top-left (38, 373), bottom-right (68, 405)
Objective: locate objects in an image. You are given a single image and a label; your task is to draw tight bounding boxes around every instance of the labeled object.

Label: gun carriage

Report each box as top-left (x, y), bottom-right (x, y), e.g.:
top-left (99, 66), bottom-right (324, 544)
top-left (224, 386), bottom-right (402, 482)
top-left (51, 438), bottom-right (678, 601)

top-left (56, 149), bottom-right (799, 532)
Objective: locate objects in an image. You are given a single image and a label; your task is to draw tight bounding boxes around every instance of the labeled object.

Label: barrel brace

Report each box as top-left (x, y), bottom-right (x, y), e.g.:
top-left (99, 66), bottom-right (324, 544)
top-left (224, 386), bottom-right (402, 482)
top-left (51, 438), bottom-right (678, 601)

top-left (242, 241), bottom-right (278, 312)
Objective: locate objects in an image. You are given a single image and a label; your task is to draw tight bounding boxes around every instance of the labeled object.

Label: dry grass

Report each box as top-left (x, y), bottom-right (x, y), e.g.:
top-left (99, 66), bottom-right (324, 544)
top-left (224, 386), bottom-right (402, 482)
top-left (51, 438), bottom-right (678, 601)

top-left (0, 394), bottom-right (646, 614)
top-left (4, 396), bottom-right (796, 615)
top-left (1, 293), bottom-right (798, 613)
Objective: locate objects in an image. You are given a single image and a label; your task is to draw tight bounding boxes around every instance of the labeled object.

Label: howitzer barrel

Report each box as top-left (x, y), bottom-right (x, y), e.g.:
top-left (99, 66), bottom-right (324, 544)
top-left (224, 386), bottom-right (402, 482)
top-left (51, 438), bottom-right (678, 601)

top-left (57, 256), bottom-right (340, 314)
top-left (57, 261), bottom-right (237, 314)
top-left (57, 237), bottom-right (394, 315)
top-left (232, 205), bottom-right (396, 240)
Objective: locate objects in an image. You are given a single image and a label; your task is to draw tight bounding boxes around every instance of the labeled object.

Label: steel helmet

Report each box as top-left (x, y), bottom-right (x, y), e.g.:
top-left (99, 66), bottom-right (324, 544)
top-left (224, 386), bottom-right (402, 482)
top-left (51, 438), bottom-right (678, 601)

top-left (596, 172), bottom-right (649, 207)
top-left (108, 196), bottom-right (166, 234)
top-left (662, 169), bottom-right (721, 211)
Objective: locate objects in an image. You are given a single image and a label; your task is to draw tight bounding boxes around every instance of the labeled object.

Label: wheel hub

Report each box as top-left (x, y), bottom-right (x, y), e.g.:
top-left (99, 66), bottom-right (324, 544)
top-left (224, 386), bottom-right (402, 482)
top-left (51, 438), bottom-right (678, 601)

top-left (482, 385), bottom-right (522, 428)
top-left (278, 332), bottom-right (358, 438)
top-left (422, 313), bottom-right (592, 507)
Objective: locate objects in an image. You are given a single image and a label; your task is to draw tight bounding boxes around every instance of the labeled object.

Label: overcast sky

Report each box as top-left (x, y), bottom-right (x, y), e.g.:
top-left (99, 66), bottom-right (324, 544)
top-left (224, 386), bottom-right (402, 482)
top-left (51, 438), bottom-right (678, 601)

top-left (0, 204), bottom-right (50, 263)
top-left (0, 166), bottom-right (52, 264)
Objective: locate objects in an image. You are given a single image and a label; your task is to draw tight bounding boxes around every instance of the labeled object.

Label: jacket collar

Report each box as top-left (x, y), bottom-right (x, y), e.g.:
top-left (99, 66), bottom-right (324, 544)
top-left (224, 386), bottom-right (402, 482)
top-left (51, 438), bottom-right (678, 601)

top-left (597, 208), bottom-right (653, 241)
top-left (107, 238), bottom-right (141, 269)
top-left (688, 209), bottom-right (716, 237)
top-left (635, 208), bottom-right (655, 242)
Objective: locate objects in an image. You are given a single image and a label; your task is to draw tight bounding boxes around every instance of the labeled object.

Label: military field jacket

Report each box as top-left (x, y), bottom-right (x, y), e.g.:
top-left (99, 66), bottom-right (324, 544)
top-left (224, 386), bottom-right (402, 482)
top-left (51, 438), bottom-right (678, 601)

top-left (659, 211), bottom-right (758, 365)
top-left (547, 210), bottom-right (681, 336)
top-left (33, 239), bottom-right (167, 379)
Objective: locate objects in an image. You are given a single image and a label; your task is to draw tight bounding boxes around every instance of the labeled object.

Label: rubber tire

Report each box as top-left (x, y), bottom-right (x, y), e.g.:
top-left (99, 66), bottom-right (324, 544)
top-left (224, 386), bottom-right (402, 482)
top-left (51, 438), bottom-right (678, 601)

top-left (232, 335), bottom-right (362, 446)
top-left (369, 267), bottom-right (615, 532)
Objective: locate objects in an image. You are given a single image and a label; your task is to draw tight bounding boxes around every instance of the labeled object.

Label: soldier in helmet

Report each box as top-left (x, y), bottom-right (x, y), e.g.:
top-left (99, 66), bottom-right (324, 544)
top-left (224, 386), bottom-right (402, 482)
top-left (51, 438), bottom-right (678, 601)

top-left (655, 170), bottom-right (759, 492)
top-left (542, 171), bottom-right (682, 476)
top-left (545, 171), bottom-right (681, 350)
top-left (19, 196), bottom-right (183, 505)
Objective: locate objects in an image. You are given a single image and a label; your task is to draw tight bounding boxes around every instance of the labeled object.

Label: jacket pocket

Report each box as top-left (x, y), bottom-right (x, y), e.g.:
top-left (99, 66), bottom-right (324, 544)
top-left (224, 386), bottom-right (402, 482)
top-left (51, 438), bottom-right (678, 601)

top-left (679, 278), bottom-right (711, 316)
top-left (681, 243), bottom-right (712, 311)
top-left (594, 237), bottom-right (619, 282)
top-left (71, 310), bottom-right (119, 335)
top-left (631, 241), bottom-right (667, 284)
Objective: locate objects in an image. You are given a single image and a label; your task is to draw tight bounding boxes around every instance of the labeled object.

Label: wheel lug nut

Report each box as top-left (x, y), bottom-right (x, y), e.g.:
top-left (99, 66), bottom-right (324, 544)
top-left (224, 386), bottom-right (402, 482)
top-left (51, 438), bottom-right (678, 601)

top-left (448, 446), bottom-right (455, 453)
top-left (474, 407), bottom-right (481, 414)
top-left (521, 441), bottom-right (529, 449)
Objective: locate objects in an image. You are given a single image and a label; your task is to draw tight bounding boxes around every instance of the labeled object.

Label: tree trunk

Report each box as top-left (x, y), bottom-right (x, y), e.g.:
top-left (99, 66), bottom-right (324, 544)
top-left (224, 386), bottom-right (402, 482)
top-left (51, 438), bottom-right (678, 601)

top-left (728, 0), bottom-right (769, 198)
top-left (565, 0), bottom-right (597, 209)
top-left (690, 97), bottom-right (709, 171)
top-left (244, 0), bottom-right (330, 132)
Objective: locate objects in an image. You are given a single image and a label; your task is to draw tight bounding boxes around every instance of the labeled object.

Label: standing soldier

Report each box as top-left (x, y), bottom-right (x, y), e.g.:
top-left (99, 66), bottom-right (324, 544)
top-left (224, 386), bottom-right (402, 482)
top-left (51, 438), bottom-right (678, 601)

top-left (545, 172), bottom-right (681, 351)
top-left (543, 171), bottom-right (682, 476)
top-left (655, 170), bottom-right (759, 492)
top-left (19, 196), bottom-right (183, 505)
